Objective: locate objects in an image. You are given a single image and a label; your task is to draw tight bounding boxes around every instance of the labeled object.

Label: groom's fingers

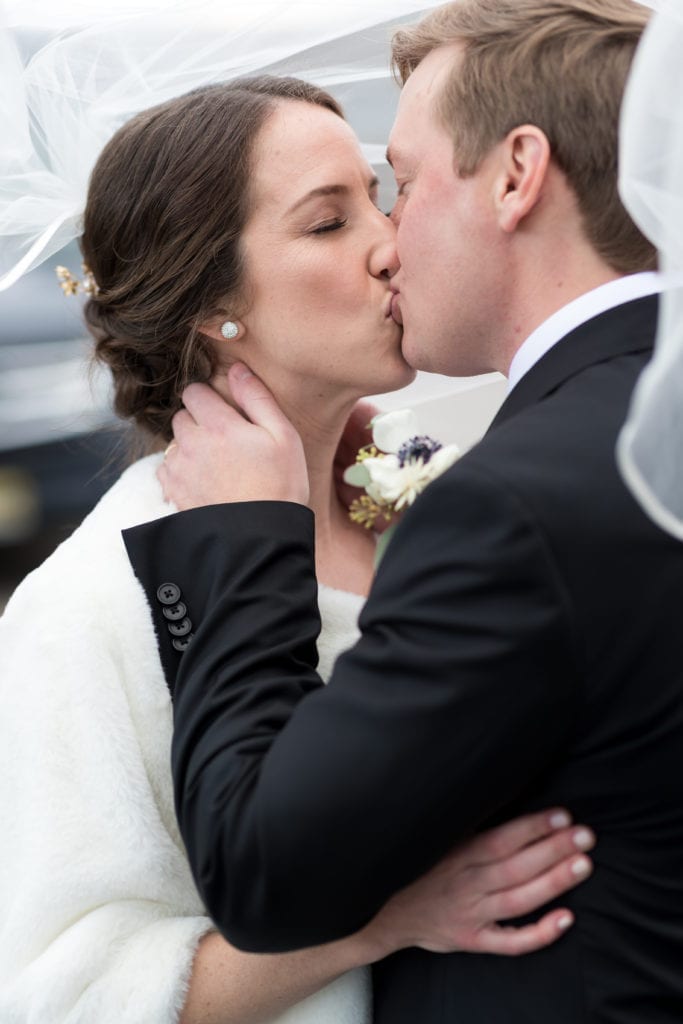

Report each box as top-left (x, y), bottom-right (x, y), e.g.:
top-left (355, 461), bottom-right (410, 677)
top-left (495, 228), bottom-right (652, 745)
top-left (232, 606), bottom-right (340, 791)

top-left (476, 909), bottom-right (576, 957)
top-left (479, 824), bottom-right (596, 892)
top-left (463, 808), bottom-right (574, 866)
top-left (178, 368), bottom-right (299, 447)
top-left (181, 382), bottom-right (246, 431)
top-left (484, 848), bottom-right (593, 925)
top-left (171, 407), bottom-right (199, 445)
top-left (228, 363), bottom-right (298, 443)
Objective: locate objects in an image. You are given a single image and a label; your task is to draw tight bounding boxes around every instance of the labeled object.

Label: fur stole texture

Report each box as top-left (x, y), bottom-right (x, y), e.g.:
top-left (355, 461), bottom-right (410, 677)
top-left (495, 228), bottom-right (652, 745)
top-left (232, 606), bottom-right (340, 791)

top-left (0, 455), bottom-right (369, 1024)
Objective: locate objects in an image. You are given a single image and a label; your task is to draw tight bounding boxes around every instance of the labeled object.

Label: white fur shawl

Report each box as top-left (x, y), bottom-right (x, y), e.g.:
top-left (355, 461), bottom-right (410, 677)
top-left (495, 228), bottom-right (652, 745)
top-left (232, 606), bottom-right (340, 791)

top-left (0, 455), bottom-right (369, 1024)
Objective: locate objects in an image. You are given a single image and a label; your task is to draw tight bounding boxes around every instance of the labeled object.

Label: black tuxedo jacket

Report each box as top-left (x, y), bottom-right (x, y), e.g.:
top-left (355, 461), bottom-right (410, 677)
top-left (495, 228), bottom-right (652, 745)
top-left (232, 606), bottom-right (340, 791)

top-left (125, 297), bottom-right (683, 1022)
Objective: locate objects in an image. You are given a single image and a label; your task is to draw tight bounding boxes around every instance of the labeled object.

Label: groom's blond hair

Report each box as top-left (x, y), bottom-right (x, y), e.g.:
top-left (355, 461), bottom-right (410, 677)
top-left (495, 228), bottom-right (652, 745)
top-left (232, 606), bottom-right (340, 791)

top-left (392, 0), bottom-right (656, 274)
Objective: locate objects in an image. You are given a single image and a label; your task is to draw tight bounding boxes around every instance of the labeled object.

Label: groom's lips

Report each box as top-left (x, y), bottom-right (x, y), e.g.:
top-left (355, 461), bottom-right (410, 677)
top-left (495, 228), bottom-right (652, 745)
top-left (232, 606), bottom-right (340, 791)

top-left (390, 291), bottom-right (403, 326)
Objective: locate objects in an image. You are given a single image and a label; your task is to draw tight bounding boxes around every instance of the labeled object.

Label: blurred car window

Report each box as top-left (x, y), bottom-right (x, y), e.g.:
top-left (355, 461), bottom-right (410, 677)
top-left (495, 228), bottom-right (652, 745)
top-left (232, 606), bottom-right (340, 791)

top-left (0, 243), bottom-right (126, 603)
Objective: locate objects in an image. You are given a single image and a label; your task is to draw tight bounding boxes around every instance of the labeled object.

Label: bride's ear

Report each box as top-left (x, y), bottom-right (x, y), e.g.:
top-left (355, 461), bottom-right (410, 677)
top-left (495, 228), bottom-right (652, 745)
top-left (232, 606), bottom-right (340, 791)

top-left (494, 125), bottom-right (551, 234)
top-left (199, 316), bottom-right (246, 344)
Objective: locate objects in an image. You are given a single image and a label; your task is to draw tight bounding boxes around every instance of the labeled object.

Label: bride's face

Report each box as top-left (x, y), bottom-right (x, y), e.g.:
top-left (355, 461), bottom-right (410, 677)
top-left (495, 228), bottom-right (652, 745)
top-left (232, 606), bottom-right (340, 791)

top-left (235, 101), bottom-right (415, 403)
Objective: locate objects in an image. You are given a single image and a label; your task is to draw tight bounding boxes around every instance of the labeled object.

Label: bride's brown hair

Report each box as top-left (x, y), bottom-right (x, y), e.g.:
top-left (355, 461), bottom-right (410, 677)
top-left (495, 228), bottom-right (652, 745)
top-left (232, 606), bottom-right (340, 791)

top-left (81, 77), bottom-right (343, 449)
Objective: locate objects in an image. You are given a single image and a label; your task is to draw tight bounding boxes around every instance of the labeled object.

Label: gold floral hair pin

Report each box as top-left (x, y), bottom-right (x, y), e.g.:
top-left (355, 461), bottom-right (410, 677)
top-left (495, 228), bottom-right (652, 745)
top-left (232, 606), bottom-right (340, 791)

top-left (55, 263), bottom-right (99, 297)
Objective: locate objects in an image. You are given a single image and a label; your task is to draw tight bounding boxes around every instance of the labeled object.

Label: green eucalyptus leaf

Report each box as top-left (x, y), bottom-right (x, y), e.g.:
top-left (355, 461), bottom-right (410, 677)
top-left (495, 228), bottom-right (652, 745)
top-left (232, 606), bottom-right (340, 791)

top-left (374, 523), bottom-right (398, 566)
top-left (344, 462), bottom-right (372, 487)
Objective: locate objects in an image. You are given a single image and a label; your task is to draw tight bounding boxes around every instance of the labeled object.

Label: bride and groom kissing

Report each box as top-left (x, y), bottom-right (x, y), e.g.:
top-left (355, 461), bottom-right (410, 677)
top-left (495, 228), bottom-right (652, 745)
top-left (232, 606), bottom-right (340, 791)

top-left (1, 0), bottom-right (681, 1021)
top-left (124, 0), bottom-right (683, 1021)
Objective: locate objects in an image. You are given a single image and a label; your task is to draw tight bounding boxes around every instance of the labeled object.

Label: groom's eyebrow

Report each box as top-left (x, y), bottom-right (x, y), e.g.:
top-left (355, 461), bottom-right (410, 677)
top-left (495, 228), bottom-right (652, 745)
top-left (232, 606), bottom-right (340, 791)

top-left (287, 176), bottom-right (380, 215)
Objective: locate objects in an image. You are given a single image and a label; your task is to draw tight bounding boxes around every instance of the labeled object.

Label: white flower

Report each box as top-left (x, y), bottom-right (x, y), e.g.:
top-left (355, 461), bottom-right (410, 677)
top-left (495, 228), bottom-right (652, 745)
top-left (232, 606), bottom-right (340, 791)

top-left (370, 409), bottom-right (421, 454)
top-left (344, 407), bottom-right (462, 538)
top-left (362, 443), bottom-right (461, 510)
top-left (425, 443), bottom-right (462, 477)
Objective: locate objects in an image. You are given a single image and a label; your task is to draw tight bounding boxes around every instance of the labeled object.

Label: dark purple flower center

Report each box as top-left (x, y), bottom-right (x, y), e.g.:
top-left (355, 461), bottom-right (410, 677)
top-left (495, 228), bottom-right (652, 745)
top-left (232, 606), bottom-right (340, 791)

top-left (397, 435), bottom-right (443, 468)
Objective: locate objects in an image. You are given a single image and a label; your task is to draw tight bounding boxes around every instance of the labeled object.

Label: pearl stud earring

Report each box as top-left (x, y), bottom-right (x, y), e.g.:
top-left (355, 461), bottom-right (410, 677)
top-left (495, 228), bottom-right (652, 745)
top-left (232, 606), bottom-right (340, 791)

top-left (220, 321), bottom-right (239, 340)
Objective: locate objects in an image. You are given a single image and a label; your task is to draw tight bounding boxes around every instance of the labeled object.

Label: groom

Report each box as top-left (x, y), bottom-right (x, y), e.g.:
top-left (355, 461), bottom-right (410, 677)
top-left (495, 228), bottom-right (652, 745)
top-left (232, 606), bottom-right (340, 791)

top-left (125, 0), bottom-right (683, 1020)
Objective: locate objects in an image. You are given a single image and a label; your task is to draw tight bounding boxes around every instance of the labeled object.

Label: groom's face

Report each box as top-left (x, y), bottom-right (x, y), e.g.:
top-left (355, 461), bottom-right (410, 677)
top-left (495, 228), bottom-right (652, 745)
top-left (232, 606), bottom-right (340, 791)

top-left (387, 45), bottom-right (510, 376)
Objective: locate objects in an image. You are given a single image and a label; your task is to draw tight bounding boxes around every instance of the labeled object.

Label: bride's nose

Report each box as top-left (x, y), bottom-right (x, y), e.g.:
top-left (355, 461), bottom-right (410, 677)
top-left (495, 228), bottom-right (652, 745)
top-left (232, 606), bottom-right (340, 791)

top-left (369, 212), bottom-right (400, 280)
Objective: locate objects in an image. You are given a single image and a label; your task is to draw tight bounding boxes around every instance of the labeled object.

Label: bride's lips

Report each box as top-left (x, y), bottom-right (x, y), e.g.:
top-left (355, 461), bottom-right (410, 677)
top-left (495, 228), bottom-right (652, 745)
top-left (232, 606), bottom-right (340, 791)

top-left (390, 291), bottom-right (403, 326)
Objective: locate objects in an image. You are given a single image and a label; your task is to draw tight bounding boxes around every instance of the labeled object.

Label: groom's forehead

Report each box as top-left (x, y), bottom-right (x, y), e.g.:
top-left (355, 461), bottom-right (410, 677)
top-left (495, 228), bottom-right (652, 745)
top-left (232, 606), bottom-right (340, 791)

top-left (391, 43), bottom-right (462, 136)
top-left (389, 46), bottom-right (461, 160)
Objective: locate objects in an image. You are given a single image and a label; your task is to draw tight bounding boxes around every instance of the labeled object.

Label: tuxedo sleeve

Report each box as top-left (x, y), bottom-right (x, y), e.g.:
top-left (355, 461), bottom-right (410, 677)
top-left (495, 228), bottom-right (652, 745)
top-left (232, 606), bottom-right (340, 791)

top-left (123, 464), bottom-right (580, 953)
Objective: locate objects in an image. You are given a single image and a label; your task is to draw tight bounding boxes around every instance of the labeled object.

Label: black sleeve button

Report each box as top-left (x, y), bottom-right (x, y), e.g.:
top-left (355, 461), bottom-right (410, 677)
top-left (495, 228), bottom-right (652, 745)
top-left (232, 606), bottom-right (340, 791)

top-left (168, 616), bottom-right (192, 637)
top-left (157, 583), bottom-right (182, 605)
top-left (162, 601), bottom-right (187, 622)
top-left (172, 634), bottom-right (195, 652)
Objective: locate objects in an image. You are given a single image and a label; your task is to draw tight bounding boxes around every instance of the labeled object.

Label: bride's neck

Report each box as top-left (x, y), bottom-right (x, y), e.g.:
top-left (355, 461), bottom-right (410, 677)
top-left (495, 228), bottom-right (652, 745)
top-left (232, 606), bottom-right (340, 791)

top-left (283, 399), bottom-right (350, 531)
top-left (211, 368), bottom-right (377, 594)
top-left (273, 393), bottom-right (377, 597)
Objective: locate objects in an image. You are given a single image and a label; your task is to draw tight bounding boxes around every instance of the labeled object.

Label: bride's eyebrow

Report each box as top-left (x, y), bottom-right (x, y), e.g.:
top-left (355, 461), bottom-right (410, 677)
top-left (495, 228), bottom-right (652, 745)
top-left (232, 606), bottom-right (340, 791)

top-left (287, 185), bottom-right (347, 216)
top-left (287, 176), bottom-right (380, 216)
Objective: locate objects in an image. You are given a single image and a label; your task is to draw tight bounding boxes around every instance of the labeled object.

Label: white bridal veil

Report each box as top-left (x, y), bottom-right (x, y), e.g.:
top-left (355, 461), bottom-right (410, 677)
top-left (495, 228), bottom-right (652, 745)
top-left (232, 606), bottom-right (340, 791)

top-left (618, 0), bottom-right (683, 539)
top-left (0, 0), bottom-right (506, 450)
top-left (0, 0), bottom-right (438, 292)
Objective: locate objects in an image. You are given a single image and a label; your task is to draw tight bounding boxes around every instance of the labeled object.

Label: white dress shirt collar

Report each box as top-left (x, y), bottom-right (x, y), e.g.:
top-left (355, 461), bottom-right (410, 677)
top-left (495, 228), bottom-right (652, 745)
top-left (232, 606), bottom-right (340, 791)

top-left (507, 273), bottom-right (665, 393)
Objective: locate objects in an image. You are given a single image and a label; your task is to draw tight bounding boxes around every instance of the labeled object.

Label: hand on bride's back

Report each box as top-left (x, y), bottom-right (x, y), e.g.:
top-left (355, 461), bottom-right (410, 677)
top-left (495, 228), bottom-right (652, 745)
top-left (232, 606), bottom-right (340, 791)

top-left (158, 364), bottom-right (309, 510)
top-left (358, 809), bottom-right (594, 959)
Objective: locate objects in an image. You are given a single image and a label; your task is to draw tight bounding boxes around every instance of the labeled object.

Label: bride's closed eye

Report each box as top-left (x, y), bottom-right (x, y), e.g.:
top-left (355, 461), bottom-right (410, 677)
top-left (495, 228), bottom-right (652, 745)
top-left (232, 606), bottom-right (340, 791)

top-left (311, 218), bottom-right (349, 235)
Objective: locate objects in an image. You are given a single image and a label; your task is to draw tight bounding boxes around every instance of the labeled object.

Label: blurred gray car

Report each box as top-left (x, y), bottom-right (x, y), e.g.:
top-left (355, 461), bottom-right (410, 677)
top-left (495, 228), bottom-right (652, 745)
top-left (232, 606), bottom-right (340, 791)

top-left (0, 243), bottom-right (124, 554)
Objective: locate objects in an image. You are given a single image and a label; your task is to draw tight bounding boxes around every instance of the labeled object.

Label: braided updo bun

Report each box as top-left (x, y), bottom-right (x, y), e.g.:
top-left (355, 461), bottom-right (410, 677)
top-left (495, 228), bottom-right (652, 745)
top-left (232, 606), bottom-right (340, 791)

top-left (81, 76), bottom-right (343, 448)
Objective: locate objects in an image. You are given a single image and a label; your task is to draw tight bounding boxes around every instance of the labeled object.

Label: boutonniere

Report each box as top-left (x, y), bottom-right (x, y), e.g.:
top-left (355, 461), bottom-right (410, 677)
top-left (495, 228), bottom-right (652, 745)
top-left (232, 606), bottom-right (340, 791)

top-left (343, 409), bottom-right (461, 561)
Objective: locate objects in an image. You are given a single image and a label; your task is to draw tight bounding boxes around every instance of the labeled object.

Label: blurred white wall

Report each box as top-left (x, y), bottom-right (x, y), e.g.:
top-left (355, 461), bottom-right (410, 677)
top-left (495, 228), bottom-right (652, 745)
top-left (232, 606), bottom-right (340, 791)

top-left (375, 372), bottom-right (507, 451)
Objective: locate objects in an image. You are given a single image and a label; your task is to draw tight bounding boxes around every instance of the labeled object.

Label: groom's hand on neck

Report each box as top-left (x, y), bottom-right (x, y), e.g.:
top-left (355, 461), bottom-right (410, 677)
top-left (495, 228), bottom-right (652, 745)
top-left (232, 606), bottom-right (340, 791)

top-left (158, 364), bottom-right (309, 511)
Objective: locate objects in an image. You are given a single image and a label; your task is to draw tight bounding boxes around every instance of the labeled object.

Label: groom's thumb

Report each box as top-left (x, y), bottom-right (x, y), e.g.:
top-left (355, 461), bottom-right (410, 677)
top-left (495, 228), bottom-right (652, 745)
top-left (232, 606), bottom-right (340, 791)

top-left (228, 362), bottom-right (294, 440)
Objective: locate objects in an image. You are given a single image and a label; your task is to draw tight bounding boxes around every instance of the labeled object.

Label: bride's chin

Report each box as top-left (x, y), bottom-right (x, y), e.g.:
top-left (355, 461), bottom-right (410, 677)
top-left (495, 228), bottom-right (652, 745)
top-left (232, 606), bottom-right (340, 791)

top-left (362, 362), bottom-right (417, 398)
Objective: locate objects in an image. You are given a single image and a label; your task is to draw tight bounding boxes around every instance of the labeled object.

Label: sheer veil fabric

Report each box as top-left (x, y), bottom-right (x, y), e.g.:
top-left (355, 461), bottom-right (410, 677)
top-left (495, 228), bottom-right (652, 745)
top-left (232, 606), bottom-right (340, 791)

top-left (0, 0), bottom-right (437, 291)
top-left (0, 0), bottom-right (502, 453)
top-left (617, 0), bottom-right (683, 538)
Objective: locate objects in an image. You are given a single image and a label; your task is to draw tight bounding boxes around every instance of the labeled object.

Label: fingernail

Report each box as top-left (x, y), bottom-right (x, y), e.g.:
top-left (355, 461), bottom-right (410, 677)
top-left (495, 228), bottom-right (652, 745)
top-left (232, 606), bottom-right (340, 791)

top-left (549, 810), bottom-right (571, 829)
top-left (557, 913), bottom-right (573, 932)
top-left (572, 828), bottom-right (594, 851)
top-left (232, 362), bottom-right (253, 381)
top-left (571, 856), bottom-right (592, 878)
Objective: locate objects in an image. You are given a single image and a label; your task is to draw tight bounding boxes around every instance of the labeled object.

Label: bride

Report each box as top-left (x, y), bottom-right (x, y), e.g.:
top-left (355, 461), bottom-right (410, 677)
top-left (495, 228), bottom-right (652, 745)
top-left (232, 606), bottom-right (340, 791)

top-left (0, 75), bottom-right (594, 1024)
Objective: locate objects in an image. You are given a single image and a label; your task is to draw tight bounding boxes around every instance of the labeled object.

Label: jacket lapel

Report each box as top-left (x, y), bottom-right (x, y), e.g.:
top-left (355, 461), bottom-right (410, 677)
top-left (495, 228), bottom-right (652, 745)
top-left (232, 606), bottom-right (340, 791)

top-left (489, 295), bottom-right (658, 431)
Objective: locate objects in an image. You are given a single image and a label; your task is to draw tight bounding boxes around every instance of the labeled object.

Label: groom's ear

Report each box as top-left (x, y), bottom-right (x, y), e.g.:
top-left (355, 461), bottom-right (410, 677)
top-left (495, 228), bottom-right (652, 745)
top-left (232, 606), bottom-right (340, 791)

top-left (493, 125), bottom-right (551, 234)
